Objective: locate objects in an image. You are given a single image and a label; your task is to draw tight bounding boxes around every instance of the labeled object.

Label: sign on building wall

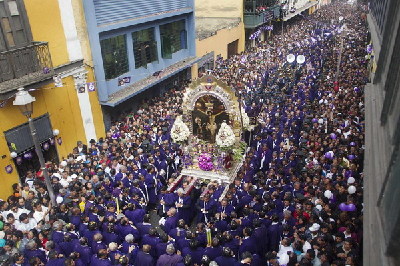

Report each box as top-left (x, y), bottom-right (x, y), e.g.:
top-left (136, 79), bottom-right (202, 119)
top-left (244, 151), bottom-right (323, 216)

top-left (4, 114), bottom-right (53, 154)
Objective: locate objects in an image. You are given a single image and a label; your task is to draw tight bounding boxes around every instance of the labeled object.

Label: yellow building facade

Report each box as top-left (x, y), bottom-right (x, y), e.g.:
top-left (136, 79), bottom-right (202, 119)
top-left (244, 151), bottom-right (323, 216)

top-left (193, 0), bottom-right (245, 77)
top-left (0, 0), bottom-right (104, 198)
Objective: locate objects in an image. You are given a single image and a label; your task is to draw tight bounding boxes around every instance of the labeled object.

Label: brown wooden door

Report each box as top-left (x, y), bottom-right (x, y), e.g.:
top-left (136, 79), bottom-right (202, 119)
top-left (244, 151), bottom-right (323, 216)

top-left (227, 39), bottom-right (239, 58)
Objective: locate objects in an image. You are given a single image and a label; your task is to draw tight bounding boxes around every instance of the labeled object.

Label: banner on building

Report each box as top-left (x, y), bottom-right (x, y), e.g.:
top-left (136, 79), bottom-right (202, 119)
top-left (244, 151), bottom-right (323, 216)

top-left (86, 82), bottom-right (96, 92)
top-left (78, 84), bottom-right (86, 93)
top-left (53, 75), bottom-right (63, 87)
top-left (118, 77), bottom-right (131, 86)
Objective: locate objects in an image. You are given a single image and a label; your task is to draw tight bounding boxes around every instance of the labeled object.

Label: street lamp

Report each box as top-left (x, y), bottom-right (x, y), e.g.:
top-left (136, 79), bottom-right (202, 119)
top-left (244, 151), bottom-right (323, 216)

top-left (286, 54), bottom-right (296, 63)
top-left (286, 54), bottom-right (305, 81)
top-left (296, 55), bottom-right (305, 64)
top-left (13, 88), bottom-right (56, 205)
top-left (335, 24), bottom-right (346, 83)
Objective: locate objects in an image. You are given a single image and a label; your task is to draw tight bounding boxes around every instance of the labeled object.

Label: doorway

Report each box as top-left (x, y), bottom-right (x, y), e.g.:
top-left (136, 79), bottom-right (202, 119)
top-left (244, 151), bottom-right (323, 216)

top-left (13, 142), bottom-right (59, 183)
top-left (227, 39), bottom-right (239, 58)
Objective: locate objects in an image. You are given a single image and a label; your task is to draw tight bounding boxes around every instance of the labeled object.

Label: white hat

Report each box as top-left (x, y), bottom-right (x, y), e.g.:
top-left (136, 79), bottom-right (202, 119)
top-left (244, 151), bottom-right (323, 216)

top-left (52, 173), bottom-right (61, 179)
top-left (347, 177), bottom-right (355, 184)
top-left (348, 185), bottom-right (356, 194)
top-left (71, 174), bottom-right (78, 180)
top-left (324, 190), bottom-right (333, 199)
top-left (60, 161), bottom-right (68, 167)
top-left (56, 196), bottom-right (63, 204)
top-left (309, 223), bottom-right (320, 232)
top-left (177, 188), bottom-right (184, 194)
top-left (76, 156), bottom-right (83, 162)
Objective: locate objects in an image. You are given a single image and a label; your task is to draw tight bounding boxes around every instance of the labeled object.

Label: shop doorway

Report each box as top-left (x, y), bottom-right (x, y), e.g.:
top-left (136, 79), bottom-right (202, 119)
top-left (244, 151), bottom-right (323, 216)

top-left (4, 114), bottom-right (59, 183)
top-left (227, 39), bottom-right (239, 58)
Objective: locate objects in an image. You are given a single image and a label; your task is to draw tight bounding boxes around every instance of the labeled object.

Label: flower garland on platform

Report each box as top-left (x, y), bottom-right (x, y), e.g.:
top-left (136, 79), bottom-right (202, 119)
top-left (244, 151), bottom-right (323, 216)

top-left (198, 153), bottom-right (214, 171)
top-left (170, 116), bottom-right (190, 143)
top-left (241, 107), bottom-right (255, 131)
top-left (216, 122), bottom-right (235, 148)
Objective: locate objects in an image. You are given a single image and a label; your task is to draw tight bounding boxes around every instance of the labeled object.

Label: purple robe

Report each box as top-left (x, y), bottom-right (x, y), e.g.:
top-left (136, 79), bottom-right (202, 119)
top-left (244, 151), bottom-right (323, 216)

top-left (156, 253), bottom-right (183, 266)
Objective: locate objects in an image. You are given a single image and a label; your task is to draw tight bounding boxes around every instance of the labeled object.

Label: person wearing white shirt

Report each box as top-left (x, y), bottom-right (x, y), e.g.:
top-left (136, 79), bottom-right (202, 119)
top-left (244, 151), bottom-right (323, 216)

top-left (2, 205), bottom-right (29, 221)
top-left (303, 239), bottom-right (312, 254)
top-left (15, 213), bottom-right (37, 233)
top-left (32, 202), bottom-right (50, 223)
top-left (59, 171), bottom-right (72, 188)
top-left (278, 238), bottom-right (294, 261)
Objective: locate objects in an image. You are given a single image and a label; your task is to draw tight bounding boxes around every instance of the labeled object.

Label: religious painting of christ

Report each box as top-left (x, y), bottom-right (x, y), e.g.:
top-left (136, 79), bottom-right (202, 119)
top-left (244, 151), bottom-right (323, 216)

top-left (192, 95), bottom-right (229, 143)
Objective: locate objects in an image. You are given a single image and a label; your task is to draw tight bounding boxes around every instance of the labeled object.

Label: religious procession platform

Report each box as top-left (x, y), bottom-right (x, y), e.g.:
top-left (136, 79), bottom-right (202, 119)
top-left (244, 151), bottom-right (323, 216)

top-left (168, 76), bottom-right (254, 198)
top-left (180, 138), bottom-right (246, 185)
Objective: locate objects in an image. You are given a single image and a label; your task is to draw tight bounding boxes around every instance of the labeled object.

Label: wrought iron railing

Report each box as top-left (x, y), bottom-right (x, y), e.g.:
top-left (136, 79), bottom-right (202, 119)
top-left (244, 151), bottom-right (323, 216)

top-left (244, 5), bottom-right (280, 28)
top-left (0, 42), bottom-right (54, 92)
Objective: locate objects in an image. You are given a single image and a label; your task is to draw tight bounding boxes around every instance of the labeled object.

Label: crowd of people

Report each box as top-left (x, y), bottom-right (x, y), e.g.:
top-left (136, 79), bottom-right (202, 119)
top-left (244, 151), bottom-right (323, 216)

top-left (0, 1), bottom-right (367, 266)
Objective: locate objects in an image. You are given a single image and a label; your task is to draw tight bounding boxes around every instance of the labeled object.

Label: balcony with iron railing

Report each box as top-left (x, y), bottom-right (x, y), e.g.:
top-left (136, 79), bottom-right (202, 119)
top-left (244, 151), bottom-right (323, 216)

top-left (244, 4), bottom-right (281, 29)
top-left (0, 42), bottom-right (54, 94)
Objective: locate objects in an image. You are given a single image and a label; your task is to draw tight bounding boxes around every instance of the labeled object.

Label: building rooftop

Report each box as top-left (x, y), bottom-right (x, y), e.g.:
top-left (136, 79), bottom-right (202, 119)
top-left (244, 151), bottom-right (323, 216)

top-left (196, 17), bottom-right (242, 40)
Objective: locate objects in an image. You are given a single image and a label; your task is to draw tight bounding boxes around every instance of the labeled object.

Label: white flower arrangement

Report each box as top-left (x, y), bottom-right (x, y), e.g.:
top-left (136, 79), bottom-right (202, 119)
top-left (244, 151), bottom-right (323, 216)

top-left (241, 108), bottom-right (255, 131)
top-left (171, 116), bottom-right (190, 143)
top-left (216, 122), bottom-right (236, 148)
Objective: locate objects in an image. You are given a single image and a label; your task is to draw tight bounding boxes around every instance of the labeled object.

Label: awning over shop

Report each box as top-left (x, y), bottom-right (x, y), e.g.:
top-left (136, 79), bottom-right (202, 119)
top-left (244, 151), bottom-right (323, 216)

top-left (102, 56), bottom-right (204, 107)
top-left (283, 1), bottom-right (318, 21)
top-left (4, 114), bottom-right (53, 154)
top-left (197, 52), bottom-right (214, 68)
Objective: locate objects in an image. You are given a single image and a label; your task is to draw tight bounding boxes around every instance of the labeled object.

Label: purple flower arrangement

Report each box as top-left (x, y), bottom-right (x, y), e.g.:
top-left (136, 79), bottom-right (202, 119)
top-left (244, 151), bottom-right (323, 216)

top-left (198, 153), bottom-right (214, 171)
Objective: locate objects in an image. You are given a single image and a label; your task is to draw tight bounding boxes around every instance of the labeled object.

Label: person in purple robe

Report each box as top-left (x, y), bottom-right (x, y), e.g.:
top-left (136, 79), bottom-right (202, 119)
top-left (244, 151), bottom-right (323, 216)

top-left (156, 244), bottom-right (183, 266)
top-left (124, 202), bottom-right (146, 225)
top-left (144, 166), bottom-right (159, 209)
top-left (117, 217), bottom-right (140, 242)
top-left (107, 242), bottom-right (123, 265)
top-left (258, 144), bottom-right (273, 172)
top-left (155, 235), bottom-right (170, 258)
top-left (195, 194), bottom-right (216, 223)
top-left (222, 233), bottom-right (240, 259)
top-left (70, 207), bottom-right (82, 228)
top-left (168, 219), bottom-right (187, 241)
top-left (216, 198), bottom-right (234, 221)
top-left (181, 239), bottom-right (204, 265)
top-left (59, 234), bottom-right (76, 257)
top-left (91, 249), bottom-right (112, 266)
top-left (45, 250), bottom-right (65, 266)
top-left (214, 247), bottom-right (237, 266)
top-left (135, 214), bottom-right (153, 238)
top-left (74, 237), bottom-right (93, 265)
top-left (267, 215), bottom-right (283, 252)
top-left (204, 238), bottom-right (222, 260)
top-left (120, 234), bottom-right (139, 260)
top-left (83, 221), bottom-right (101, 247)
top-left (252, 219), bottom-right (267, 256)
top-left (163, 208), bottom-right (179, 235)
top-left (175, 188), bottom-right (192, 224)
top-left (103, 223), bottom-right (119, 245)
top-left (141, 228), bottom-right (161, 258)
top-left (213, 213), bottom-right (228, 233)
top-left (51, 221), bottom-right (65, 245)
top-left (238, 227), bottom-right (257, 257)
top-left (23, 241), bottom-right (47, 264)
top-left (91, 233), bottom-right (107, 255)
top-left (134, 245), bottom-right (155, 266)
top-left (176, 231), bottom-right (194, 251)
top-left (158, 189), bottom-right (176, 217)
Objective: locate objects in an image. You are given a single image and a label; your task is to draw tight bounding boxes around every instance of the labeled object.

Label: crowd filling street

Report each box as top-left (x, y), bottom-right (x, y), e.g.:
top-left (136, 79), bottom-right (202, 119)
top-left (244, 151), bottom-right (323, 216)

top-left (0, 2), bottom-right (367, 266)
